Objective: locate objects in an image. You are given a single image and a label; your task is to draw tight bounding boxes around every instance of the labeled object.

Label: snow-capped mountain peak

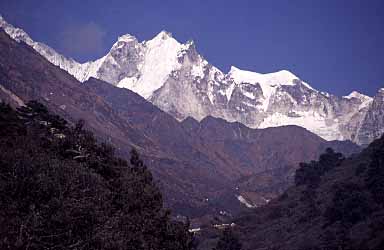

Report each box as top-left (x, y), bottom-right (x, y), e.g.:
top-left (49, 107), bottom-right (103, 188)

top-left (109, 34), bottom-right (138, 52)
top-left (344, 91), bottom-right (371, 100)
top-left (228, 66), bottom-right (299, 86)
top-left (2, 15), bottom-right (383, 145)
top-left (343, 91), bottom-right (373, 110)
top-left (151, 30), bottom-right (173, 40)
top-left (227, 66), bottom-right (317, 111)
top-left (116, 34), bottom-right (137, 43)
top-left (117, 30), bottom-right (184, 98)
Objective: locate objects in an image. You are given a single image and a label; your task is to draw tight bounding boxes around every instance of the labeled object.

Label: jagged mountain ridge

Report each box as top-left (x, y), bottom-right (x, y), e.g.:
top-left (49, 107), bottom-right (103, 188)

top-left (1, 15), bottom-right (382, 145)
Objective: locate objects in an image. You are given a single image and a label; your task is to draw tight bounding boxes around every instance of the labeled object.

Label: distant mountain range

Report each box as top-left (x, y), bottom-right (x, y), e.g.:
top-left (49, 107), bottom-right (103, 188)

top-left (1, 15), bottom-right (383, 145)
top-left (0, 25), bottom-right (360, 224)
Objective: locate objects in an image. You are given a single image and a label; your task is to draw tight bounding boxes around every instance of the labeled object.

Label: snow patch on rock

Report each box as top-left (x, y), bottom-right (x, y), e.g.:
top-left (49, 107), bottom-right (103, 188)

top-left (237, 195), bottom-right (257, 208)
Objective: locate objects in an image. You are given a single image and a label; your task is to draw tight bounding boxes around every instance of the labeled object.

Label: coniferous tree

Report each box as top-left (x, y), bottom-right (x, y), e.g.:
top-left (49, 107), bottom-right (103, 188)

top-left (0, 101), bottom-right (193, 250)
top-left (213, 228), bottom-right (242, 250)
top-left (295, 148), bottom-right (344, 187)
top-left (366, 136), bottom-right (384, 204)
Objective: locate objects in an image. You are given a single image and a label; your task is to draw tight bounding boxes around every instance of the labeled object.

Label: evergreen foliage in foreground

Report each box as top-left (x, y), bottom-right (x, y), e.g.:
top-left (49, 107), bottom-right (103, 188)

top-left (0, 101), bottom-right (194, 250)
top-left (213, 228), bottom-right (242, 250)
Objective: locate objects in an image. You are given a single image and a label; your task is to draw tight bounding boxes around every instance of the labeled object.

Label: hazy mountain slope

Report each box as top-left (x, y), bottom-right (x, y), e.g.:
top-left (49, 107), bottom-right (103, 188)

top-left (84, 77), bottom-right (360, 212)
top-left (235, 135), bottom-right (384, 250)
top-left (180, 116), bottom-right (360, 207)
top-left (1, 16), bottom-right (382, 145)
top-left (0, 28), bottom-right (224, 219)
top-left (0, 29), bottom-right (360, 224)
top-left (0, 29), bottom-right (153, 154)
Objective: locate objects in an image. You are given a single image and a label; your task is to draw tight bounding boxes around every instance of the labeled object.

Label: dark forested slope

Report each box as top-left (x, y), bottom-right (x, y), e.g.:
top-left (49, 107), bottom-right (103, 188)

top-left (0, 102), bottom-right (193, 250)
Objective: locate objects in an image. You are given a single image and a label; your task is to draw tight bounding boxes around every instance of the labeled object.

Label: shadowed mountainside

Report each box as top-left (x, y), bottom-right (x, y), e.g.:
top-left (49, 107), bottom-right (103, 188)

top-left (235, 135), bottom-right (384, 250)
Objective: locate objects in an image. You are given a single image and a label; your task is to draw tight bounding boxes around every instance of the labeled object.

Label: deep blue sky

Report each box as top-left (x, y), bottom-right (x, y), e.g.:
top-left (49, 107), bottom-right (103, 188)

top-left (1, 0), bottom-right (383, 96)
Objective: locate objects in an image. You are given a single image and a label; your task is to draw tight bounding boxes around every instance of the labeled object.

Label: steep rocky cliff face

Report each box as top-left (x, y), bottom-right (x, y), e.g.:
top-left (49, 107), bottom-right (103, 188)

top-left (1, 16), bottom-right (382, 145)
top-left (356, 88), bottom-right (384, 145)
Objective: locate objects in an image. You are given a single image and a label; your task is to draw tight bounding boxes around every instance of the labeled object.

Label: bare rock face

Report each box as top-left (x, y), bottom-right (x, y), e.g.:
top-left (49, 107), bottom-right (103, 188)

top-left (1, 16), bottom-right (382, 145)
top-left (356, 88), bottom-right (384, 145)
top-left (95, 34), bottom-right (144, 84)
